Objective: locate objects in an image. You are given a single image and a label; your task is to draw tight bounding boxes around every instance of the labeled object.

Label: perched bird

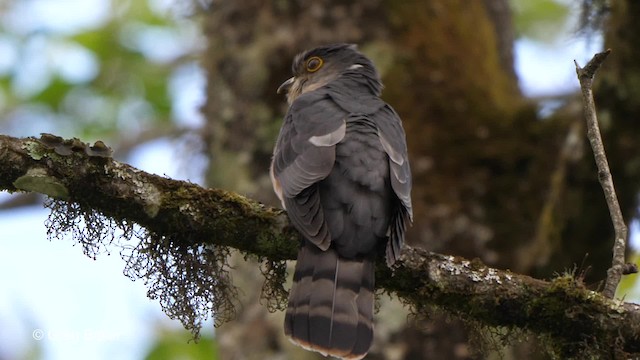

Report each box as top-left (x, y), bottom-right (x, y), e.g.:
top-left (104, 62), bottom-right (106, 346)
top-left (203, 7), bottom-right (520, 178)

top-left (270, 44), bottom-right (412, 359)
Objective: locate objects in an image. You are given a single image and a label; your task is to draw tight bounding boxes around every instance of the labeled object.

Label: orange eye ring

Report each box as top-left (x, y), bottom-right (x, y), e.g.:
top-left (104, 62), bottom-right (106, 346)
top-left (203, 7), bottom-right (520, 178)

top-left (306, 56), bottom-right (323, 72)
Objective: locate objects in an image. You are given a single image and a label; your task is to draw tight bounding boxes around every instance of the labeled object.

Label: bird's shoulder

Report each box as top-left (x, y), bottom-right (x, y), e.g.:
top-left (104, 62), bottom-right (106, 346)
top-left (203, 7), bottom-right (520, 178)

top-left (284, 79), bottom-right (405, 144)
top-left (325, 79), bottom-right (386, 115)
top-left (285, 90), bottom-right (347, 139)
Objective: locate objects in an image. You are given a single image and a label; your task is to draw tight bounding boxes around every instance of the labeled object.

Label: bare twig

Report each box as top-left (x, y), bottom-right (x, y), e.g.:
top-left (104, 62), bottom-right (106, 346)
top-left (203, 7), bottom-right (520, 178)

top-left (574, 49), bottom-right (631, 299)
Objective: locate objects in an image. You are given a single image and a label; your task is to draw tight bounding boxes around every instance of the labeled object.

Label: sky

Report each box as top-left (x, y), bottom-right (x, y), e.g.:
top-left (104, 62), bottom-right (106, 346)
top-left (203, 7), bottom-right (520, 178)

top-left (0, 1), bottom-right (637, 360)
top-left (0, 207), bottom-right (154, 360)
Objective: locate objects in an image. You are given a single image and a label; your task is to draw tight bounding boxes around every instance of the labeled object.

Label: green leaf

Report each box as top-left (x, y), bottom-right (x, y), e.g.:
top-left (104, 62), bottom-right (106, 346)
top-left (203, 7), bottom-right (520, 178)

top-left (615, 252), bottom-right (640, 301)
top-left (511, 0), bottom-right (571, 43)
top-left (144, 328), bottom-right (218, 360)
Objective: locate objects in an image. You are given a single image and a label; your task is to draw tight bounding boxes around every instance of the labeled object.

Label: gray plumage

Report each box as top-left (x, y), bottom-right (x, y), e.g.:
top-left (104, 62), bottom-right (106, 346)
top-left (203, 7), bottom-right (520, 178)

top-left (271, 44), bottom-right (412, 359)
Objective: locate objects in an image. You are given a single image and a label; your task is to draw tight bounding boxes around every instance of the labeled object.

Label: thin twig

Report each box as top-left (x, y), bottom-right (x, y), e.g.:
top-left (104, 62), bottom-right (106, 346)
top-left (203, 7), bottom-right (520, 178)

top-left (574, 49), bottom-right (630, 299)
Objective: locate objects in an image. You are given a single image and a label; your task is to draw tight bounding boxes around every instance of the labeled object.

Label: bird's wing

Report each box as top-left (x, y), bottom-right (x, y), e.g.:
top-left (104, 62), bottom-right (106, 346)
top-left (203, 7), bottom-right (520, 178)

top-left (272, 91), bottom-right (346, 250)
top-left (327, 85), bottom-right (412, 263)
top-left (373, 105), bottom-right (413, 264)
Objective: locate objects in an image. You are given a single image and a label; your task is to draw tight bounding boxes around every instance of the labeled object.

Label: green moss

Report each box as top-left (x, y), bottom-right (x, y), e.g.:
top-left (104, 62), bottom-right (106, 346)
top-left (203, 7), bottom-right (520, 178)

top-left (13, 168), bottom-right (69, 199)
top-left (22, 140), bottom-right (46, 160)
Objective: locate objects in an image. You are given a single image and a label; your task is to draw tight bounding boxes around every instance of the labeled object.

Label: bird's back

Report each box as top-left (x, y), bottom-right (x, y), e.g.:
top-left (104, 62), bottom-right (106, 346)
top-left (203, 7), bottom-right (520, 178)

top-left (272, 44), bottom-right (412, 360)
top-left (320, 114), bottom-right (393, 259)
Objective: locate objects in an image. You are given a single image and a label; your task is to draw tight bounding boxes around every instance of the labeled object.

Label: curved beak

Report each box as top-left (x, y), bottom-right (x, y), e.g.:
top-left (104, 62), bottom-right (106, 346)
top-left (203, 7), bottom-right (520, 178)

top-left (277, 77), bottom-right (295, 94)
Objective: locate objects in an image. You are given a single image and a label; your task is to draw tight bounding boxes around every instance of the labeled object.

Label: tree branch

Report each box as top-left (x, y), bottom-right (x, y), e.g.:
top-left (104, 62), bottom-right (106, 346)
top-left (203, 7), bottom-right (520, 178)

top-left (1, 133), bottom-right (640, 356)
top-left (574, 49), bottom-right (635, 299)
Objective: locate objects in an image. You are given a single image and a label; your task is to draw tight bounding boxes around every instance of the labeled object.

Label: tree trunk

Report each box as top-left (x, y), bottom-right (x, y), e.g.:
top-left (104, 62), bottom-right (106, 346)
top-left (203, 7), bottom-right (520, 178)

top-left (199, 0), bottom-right (640, 358)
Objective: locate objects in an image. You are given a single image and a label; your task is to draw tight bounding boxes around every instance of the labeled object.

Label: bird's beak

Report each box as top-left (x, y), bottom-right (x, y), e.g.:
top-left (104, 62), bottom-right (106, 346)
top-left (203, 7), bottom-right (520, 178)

top-left (277, 77), bottom-right (295, 94)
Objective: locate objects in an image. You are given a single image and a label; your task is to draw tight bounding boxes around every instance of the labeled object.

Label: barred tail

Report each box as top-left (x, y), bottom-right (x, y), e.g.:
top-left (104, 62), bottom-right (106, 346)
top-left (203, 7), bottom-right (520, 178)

top-left (284, 244), bottom-right (374, 360)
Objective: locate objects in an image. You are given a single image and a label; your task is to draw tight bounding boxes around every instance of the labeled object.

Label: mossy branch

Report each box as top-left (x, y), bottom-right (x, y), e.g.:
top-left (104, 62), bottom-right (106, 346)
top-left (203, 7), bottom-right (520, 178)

top-left (1, 133), bottom-right (640, 357)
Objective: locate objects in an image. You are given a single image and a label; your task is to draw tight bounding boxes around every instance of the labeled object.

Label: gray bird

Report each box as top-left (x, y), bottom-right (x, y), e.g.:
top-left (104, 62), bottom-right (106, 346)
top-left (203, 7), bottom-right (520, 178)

top-left (271, 44), bottom-right (412, 359)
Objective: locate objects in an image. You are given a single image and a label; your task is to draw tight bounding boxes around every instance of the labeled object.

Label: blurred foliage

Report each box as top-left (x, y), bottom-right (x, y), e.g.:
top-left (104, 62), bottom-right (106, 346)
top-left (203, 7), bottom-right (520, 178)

top-left (144, 326), bottom-right (218, 360)
top-left (511, 0), bottom-right (571, 42)
top-left (0, 0), bottom-right (209, 356)
top-left (578, 0), bottom-right (610, 31)
top-left (0, 0), bottom-right (200, 141)
top-left (616, 249), bottom-right (640, 300)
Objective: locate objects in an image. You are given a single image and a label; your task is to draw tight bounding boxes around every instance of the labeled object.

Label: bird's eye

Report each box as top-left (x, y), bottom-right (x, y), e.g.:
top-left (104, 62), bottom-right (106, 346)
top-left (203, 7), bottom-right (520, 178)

top-left (306, 57), bottom-right (323, 72)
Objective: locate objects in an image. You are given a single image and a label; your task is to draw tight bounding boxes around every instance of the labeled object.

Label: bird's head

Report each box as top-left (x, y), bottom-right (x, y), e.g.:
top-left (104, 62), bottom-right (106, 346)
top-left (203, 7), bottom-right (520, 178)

top-left (278, 43), bottom-right (381, 104)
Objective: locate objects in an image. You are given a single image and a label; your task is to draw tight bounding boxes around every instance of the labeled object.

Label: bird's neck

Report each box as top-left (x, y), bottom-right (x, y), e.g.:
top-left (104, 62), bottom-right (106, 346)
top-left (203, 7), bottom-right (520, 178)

top-left (338, 71), bottom-right (383, 97)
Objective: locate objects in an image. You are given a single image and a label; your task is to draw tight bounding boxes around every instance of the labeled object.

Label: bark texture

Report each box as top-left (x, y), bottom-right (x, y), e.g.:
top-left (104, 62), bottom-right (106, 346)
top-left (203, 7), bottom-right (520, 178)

top-left (198, 0), bottom-right (640, 358)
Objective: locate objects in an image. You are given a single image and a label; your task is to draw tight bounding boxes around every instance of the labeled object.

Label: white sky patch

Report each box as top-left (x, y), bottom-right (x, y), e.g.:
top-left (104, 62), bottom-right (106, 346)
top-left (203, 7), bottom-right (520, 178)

top-left (0, 207), bottom-right (160, 360)
top-left (630, 220), bottom-right (640, 250)
top-left (9, 36), bottom-right (99, 99)
top-left (148, 0), bottom-right (178, 14)
top-left (50, 40), bottom-right (100, 84)
top-left (127, 137), bottom-right (207, 185)
top-left (0, 35), bottom-right (18, 76)
top-left (119, 21), bottom-right (203, 64)
top-left (1, 0), bottom-right (110, 35)
top-left (4, 103), bottom-right (62, 137)
top-left (169, 62), bottom-right (206, 128)
top-left (515, 35), bottom-right (603, 97)
top-left (11, 35), bottom-right (52, 98)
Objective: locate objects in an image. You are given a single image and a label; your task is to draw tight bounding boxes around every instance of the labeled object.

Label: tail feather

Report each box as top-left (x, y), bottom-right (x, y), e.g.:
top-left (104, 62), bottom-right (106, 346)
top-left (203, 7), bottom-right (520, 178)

top-left (352, 259), bottom-right (374, 356)
top-left (286, 244), bottom-right (312, 344)
top-left (285, 244), bottom-right (374, 359)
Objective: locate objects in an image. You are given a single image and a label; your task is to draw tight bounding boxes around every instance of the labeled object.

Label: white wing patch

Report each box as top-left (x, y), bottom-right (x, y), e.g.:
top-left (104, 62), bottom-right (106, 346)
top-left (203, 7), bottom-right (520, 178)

top-left (391, 166), bottom-right (409, 184)
top-left (269, 162), bottom-right (286, 209)
top-left (378, 132), bottom-right (405, 165)
top-left (308, 121), bottom-right (346, 147)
